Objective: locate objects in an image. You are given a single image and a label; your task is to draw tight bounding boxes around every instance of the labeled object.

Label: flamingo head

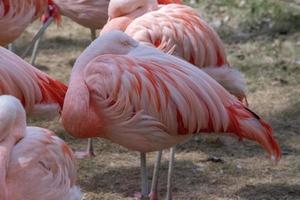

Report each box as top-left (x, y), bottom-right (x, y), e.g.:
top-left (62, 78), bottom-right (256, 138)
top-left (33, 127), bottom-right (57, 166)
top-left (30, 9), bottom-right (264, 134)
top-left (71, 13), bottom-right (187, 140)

top-left (0, 95), bottom-right (26, 143)
top-left (75, 31), bottom-right (139, 69)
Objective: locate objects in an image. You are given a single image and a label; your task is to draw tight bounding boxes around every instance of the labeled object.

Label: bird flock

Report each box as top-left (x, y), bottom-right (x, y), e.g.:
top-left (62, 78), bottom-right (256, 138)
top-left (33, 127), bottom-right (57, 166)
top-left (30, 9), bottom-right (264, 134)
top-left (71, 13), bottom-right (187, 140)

top-left (0, 0), bottom-right (281, 200)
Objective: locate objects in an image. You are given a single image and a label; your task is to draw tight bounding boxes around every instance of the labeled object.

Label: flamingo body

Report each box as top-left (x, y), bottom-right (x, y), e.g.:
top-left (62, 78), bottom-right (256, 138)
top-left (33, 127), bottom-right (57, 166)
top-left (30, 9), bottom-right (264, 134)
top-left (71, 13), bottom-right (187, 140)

top-left (0, 95), bottom-right (81, 200)
top-left (0, 47), bottom-right (67, 117)
top-left (0, 0), bottom-right (56, 46)
top-left (62, 31), bottom-right (281, 159)
top-left (125, 4), bottom-right (228, 67)
top-left (52, 0), bottom-right (110, 29)
top-left (101, 1), bottom-right (246, 101)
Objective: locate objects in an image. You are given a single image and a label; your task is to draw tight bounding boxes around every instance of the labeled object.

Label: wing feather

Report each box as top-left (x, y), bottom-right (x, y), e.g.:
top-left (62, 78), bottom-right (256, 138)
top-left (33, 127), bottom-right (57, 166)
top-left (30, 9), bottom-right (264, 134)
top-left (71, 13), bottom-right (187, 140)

top-left (83, 53), bottom-right (233, 137)
top-left (0, 47), bottom-right (67, 114)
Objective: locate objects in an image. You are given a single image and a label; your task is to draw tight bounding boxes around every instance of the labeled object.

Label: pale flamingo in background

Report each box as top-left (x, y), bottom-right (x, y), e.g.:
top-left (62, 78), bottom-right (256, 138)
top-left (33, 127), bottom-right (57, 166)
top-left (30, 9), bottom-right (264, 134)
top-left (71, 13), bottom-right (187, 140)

top-left (0, 46), bottom-right (67, 118)
top-left (0, 95), bottom-right (82, 200)
top-left (52, 0), bottom-right (110, 41)
top-left (61, 31), bottom-right (281, 199)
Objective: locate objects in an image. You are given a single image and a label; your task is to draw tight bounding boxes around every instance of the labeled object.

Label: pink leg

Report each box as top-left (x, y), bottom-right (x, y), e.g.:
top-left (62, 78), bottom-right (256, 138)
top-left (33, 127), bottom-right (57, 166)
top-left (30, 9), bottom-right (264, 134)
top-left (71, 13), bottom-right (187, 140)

top-left (21, 16), bottom-right (54, 59)
top-left (149, 151), bottom-right (163, 200)
top-left (166, 147), bottom-right (176, 200)
top-left (135, 153), bottom-right (150, 200)
top-left (75, 138), bottom-right (96, 159)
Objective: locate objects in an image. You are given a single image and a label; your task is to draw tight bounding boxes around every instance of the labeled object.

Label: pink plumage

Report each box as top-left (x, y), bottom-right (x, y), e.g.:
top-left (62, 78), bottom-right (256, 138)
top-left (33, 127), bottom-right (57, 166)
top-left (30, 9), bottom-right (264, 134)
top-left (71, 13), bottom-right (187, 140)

top-left (101, 0), bottom-right (247, 102)
top-left (0, 95), bottom-right (81, 200)
top-left (62, 31), bottom-right (281, 161)
top-left (157, 0), bottom-right (182, 4)
top-left (52, 0), bottom-right (110, 29)
top-left (0, 47), bottom-right (67, 117)
top-left (0, 0), bottom-right (57, 46)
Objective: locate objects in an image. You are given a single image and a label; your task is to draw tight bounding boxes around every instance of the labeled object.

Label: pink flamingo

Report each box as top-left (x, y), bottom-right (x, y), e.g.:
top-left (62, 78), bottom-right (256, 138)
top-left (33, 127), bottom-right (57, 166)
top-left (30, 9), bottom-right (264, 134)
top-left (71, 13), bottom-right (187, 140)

top-left (0, 46), bottom-right (67, 118)
top-left (101, 0), bottom-right (246, 197)
top-left (61, 31), bottom-right (281, 199)
top-left (0, 0), bottom-right (60, 47)
top-left (52, 0), bottom-right (110, 41)
top-left (0, 95), bottom-right (82, 200)
top-left (102, 0), bottom-right (246, 104)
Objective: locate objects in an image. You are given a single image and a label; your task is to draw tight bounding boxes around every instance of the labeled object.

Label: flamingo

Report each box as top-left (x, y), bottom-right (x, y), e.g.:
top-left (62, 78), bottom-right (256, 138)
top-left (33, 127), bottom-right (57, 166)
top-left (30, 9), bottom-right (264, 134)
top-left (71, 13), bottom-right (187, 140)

top-left (101, 0), bottom-right (247, 197)
top-left (51, 0), bottom-right (110, 41)
top-left (101, 0), bottom-right (246, 104)
top-left (0, 95), bottom-right (82, 200)
top-left (0, 0), bottom-right (60, 47)
top-left (28, 0), bottom-right (110, 59)
top-left (61, 31), bottom-right (281, 199)
top-left (0, 46), bottom-right (67, 118)
top-left (57, 0), bottom-right (186, 158)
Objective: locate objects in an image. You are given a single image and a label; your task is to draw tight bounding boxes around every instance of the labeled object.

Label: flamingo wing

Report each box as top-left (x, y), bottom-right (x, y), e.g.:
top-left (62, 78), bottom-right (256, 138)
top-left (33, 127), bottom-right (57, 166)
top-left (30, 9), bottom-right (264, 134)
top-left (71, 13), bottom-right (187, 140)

top-left (125, 4), bottom-right (246, 101)
top-left (0, 47), bottom-right (67, 114)
top-left (76, 46), bottom-right (280, 158)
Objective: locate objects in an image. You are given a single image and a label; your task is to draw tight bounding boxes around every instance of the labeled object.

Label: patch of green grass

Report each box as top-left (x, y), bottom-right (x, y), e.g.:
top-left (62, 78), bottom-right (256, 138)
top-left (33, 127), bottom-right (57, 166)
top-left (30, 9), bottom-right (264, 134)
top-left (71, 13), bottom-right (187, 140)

top-left (191, 0), bottom-right (300, 41)
top-left (240, 0), bottom-right (300, 35)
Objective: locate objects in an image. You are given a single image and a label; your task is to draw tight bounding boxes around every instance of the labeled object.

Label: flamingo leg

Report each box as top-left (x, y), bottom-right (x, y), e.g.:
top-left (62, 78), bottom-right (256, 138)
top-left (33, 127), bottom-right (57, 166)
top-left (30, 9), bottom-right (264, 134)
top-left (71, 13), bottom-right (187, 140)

top-left (149, 150), bottom-right (163, 200)
top-left (78, 29), bottom-right (98, 159)
top-left (140, 152), bottom-right (149, 198)
top-left (30, 37), bottom-right (41, 65)
top-left (74, 138), bottom-right (96, 159)
top-left (90, 29), bottom-right (96, 41)
top-left (166, 147), bottom-right (176, 200)
top-left (21, 16), bottom-right (54, 59)
top-left (8, 43), bottom-right (15, 52)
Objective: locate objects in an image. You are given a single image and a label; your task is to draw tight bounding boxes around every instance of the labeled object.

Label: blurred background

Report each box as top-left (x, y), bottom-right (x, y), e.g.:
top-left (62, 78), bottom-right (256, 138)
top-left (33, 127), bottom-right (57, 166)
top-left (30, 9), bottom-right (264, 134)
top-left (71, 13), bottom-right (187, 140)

top-left (13, 0), bottom-right (300, 199)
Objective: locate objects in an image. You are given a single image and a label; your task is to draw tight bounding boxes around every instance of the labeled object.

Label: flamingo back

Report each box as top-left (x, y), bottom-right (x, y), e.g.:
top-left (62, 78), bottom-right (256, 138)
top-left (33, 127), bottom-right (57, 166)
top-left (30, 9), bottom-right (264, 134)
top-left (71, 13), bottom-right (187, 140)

top-left (126, 4), bottom-right (228, 67)
top-left (125, 4), bottom-right (247, 101)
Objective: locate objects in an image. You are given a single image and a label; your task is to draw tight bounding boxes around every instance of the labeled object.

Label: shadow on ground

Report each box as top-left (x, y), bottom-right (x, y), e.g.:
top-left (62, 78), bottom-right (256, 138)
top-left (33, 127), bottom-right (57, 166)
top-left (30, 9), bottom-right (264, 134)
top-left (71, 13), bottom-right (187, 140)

top-left (78, 159), bottom-right (205, 197)
top-left (236, 183), bottom-right (300, 200)
top-left (15, 36), bottom-right (90, 56)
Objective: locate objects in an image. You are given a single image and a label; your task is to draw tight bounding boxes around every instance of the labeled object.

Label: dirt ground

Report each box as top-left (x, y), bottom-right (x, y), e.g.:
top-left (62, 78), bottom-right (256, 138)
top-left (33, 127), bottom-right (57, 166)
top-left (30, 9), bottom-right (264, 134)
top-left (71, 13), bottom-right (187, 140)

top-left (14, 0), bottom-right (300, 199)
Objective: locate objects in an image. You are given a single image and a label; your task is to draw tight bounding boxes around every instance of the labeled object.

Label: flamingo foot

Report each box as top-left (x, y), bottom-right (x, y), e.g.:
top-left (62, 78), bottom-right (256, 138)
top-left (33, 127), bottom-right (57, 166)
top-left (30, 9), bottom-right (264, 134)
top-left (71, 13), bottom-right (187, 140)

top-left (134, 192), bottom-right (150, 200)
top-left (74, 150), bottom-right (96, 159)
top-left (75, 138), bottom-right (95, 159)
top-left (149, 191), bottom-right (159, 200)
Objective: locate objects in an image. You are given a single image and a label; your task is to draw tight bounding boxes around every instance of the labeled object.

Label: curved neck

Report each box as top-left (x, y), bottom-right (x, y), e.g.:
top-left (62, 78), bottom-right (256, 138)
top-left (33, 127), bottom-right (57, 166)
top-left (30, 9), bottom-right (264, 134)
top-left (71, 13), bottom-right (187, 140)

top-left (0, 137), bottom-right (15, 200)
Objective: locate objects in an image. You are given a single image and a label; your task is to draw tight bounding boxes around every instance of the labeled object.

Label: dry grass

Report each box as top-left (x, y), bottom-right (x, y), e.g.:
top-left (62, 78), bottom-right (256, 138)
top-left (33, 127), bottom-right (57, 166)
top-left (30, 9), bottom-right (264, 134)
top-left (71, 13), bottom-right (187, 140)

top-left (13, 1), bottom-right (300, 199)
